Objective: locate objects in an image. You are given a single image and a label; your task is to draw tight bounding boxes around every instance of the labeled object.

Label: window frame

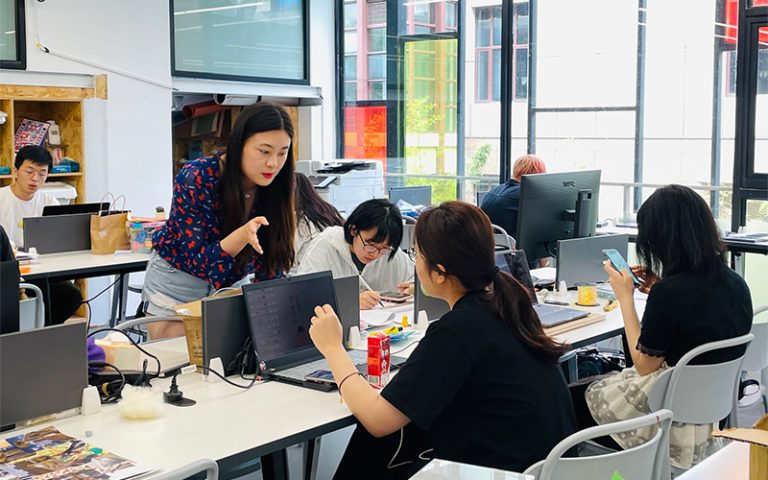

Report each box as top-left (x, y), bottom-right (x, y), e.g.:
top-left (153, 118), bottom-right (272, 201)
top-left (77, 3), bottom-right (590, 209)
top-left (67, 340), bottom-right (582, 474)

top-left (169, 0), bottom-right (310, 85)
top-left (474, 4), bottom-right (527, 103)
top-left (0, 0), bottom-right (26, 70)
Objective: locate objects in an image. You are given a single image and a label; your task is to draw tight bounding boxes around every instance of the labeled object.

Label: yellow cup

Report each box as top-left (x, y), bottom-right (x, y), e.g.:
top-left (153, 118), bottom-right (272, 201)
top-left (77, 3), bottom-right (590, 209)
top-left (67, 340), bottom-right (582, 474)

top-left (577, 284), bottom-right (598, 306)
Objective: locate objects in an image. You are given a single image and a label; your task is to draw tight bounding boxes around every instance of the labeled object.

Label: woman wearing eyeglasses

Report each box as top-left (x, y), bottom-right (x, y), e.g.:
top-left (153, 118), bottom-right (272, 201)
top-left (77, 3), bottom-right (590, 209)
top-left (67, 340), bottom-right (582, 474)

top-left (297, 198), bottom-right (414, 310)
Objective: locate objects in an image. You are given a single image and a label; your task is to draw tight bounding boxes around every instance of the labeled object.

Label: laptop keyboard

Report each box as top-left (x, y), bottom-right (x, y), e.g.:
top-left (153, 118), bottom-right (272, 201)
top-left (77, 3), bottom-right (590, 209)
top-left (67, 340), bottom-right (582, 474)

top-left (534, 303), bottom-right (590, 328)
top-left (277, 350), bottom-right (405, 381)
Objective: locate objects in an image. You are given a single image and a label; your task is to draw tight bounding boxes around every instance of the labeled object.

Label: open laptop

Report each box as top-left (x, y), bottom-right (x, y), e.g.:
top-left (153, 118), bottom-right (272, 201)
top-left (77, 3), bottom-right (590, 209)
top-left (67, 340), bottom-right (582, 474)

top-left (413, 274), bottom-right (450, 322)
top-left (499, 250), bottom-right (590, 328)
top-left (242, 271), bottom-right (406, 392)
top-left (556, 234), bottom-right (629, 288)
top-left (42, 202), bottom-right (109, 216)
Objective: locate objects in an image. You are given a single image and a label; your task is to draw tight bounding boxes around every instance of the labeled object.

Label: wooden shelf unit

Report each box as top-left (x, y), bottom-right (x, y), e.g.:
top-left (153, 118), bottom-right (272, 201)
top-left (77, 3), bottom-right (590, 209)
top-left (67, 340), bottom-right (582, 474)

top-left (0, 80), bottom-right (106, 203)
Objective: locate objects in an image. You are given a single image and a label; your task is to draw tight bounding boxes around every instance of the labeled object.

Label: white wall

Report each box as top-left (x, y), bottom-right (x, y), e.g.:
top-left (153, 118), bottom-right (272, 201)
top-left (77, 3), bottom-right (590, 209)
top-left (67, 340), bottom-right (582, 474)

top-left (4, 0), bottom-right (337, 323)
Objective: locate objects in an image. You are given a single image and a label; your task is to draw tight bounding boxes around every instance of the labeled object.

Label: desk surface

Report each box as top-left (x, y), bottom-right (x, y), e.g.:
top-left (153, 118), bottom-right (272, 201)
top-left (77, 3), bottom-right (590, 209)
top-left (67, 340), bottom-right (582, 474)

top-left (598, 227), bottom-right (768, 255)
top-left (5, 374), bottom-right (354, 478)
top-left (676, 441), bottom-right (749, 480)
top-left (23, 250), bottom-right (150, 281)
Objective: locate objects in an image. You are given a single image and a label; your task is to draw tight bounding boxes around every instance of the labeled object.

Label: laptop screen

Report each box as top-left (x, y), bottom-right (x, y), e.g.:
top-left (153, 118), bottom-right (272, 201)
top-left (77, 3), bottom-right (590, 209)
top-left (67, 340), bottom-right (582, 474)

top-left (242, 271), bottom-right (338, 366)
top-left (495, 251), bottom-right (538, 303)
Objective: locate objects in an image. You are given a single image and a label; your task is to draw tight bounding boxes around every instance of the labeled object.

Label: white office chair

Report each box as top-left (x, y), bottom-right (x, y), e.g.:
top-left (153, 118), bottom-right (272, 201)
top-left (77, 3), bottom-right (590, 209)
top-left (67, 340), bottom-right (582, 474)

top-left (19, 283), bottom-right (45, 330)
top-left (523, 409), bottom-right (673, 480)
top-left (152, 459), bottom-right (219, 480)
top-left (740, 305), bottom-right (768, 417)
top-left (647, 333), bottom-right (754, 433)
top-left (491, 224), bottom-right (516, 253)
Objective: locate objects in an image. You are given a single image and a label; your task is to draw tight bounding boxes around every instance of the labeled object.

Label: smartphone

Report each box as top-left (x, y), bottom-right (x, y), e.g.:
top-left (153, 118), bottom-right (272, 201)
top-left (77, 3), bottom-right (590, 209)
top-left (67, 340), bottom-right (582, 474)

top-left (305, 369), bottom-right (336, 384)
top-left (602, 249), bottom-right (641, 286)
top-left (379, 291), bottom-right (413, 303)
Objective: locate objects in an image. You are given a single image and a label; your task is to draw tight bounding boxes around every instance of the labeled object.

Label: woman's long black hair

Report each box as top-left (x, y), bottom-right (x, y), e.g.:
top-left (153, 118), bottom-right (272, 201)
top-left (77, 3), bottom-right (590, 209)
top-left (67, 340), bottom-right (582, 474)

top-left (219, 103), bottom-right (296, 274)
top-left (294, 172), bottom-right (344, 231)
top-left (415, 202), bottom-right (569, 363)
top-left (636, 184), bottom-right (725, 278)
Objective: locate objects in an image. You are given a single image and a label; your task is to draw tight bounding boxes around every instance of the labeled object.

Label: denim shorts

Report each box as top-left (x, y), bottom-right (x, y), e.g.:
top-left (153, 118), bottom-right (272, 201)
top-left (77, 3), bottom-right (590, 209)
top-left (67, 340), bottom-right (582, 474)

top-left (141, 252), bottom-right (215, 316)
top-left (141, 252), bottom-right (252, 316)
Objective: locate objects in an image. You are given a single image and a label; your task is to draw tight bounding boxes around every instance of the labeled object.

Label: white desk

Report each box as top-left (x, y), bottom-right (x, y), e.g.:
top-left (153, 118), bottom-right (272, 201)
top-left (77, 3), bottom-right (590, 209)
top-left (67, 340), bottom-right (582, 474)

top-left (23, 250), bottom-right (150, 282)
top-left (412, 459), bottom-right (531, 479)
top-left (22, 250), bottom-right (150, 325)
top-left (676, 442), bottom-right (750, 480)
top-left (5, 374), bottom-right (353, 479)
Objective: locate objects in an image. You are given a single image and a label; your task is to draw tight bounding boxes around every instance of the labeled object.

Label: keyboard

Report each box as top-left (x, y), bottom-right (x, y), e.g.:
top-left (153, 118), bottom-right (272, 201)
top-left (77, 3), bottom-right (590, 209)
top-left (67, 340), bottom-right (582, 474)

top-left (276, 350), bottom-right (406, 381)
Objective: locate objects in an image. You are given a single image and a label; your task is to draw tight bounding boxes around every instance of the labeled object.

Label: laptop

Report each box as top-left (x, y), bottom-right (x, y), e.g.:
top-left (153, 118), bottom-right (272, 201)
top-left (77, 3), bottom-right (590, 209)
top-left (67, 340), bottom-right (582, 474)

top-left (242, 271), bottom-right (406, 392)
top-left (556, 234), bottom-right (629, 288)
top-left (22, 214), bottom-right (91, 252)
top-left (202, 293), bottom-right (252, 376)
top-left (498, 250), bottom-right (590, 328)
top-left (42, 202), bottom-right (109, 216)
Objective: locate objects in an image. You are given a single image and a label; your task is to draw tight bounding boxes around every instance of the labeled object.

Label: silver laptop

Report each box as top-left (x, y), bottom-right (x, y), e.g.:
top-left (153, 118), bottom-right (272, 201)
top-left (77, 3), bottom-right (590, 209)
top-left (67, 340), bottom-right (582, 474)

top-left (498, 251), bottom-right (590, 328)
top-left (243, 271), bottom-right (405, 392)
top-left (556, 234), bottom-right (629, 288)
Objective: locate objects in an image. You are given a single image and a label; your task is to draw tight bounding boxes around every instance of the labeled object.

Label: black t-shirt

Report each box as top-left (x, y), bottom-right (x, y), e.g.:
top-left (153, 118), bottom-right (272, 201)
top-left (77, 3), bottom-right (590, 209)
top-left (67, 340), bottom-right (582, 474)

top-left (0, 226), bottom-right (13, 262)
top-left (638, 266), bottom-right (753, 365)
top-left (351, 251), bottom-right (366, 273)
top-left (381, 292), bottom-right (576, 472)
top-left (480, 179), bottom-right (520, 239)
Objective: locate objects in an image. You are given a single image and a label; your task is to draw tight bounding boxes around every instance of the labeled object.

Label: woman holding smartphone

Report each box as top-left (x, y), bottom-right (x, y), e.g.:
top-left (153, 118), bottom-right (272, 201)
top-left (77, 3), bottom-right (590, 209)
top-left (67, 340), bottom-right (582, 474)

top-left (580, 184), bottom-right (752, 469)
top-left (308, 202), bottom-right (576, 478)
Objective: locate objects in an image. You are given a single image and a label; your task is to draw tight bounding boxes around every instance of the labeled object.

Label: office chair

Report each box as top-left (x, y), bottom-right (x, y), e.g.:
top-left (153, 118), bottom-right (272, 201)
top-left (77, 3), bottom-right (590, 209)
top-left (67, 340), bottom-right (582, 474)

top-left (740, 305), bottom-right (768, 418)
top-left (153, 458), bottom-right (219, 480)
top-left (647, 333), bottom-right (753, 431)
top-left (491, 224), bottom-right (516, 252)
top-left (523, 410), bottom-right (673, 480)
top-left (19, 283), bottom-right (46, 330)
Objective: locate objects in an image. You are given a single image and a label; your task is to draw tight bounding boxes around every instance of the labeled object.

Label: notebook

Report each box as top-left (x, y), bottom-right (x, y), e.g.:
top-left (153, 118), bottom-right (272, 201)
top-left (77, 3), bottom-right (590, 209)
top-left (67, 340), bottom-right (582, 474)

top-left (242, 271), bottom-right (405, 392)
top-left (498, 250), bottom-right (590, 328)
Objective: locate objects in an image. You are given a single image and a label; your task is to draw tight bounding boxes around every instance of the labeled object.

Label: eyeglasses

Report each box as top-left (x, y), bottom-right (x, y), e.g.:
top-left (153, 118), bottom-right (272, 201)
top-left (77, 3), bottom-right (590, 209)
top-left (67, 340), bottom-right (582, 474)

top-left (358, 233), bottom-right (395, 256)
top-left (21, 168), bottom-right (48, 180)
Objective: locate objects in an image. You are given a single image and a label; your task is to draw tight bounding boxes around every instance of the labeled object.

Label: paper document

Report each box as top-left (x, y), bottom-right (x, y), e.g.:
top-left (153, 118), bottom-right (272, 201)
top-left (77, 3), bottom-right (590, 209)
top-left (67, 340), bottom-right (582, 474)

top-left (530, 267), bottom-right (556, 285)
top-left (360, 310), bottom-right (397, 327)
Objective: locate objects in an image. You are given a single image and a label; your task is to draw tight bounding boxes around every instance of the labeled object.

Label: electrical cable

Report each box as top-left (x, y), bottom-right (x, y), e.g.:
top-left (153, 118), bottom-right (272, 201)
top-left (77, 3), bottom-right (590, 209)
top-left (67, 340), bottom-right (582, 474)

top-left (87, 327), bottom-right (162, 379)
top-left (88, 361), bottom-right (125, 404)
top-left (81, 277), bottom-right (121, 332)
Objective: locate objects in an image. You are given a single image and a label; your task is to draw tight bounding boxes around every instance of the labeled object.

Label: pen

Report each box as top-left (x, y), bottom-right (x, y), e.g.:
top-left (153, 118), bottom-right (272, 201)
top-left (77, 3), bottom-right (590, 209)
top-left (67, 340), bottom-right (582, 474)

top-left (358, 275), bottom-right (385, 308)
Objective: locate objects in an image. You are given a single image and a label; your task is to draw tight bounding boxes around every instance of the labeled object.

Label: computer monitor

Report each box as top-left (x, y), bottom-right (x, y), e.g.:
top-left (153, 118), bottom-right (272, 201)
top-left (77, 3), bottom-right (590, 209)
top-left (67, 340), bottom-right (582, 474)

top-left (516, 170), bottom-right (601, 261)
top-left (42, 202), bottom-right (109, 216)
top-left (389, 185), bottom-right (432, 207)
top-left (0, 260), bottom-right (20, 334)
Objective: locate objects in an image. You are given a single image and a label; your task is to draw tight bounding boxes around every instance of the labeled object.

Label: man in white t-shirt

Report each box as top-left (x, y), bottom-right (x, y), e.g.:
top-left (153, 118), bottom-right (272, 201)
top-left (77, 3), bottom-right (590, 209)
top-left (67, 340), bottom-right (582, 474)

top-left (0, 146), bottom-right (82, 324)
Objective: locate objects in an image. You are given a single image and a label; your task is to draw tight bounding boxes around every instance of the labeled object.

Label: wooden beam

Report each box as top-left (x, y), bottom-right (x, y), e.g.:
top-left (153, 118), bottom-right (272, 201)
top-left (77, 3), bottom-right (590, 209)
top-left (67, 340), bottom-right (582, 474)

top-left (0, 85), bottom-right (95, 101)
top-left (94, 75), bottom-right (108, 100)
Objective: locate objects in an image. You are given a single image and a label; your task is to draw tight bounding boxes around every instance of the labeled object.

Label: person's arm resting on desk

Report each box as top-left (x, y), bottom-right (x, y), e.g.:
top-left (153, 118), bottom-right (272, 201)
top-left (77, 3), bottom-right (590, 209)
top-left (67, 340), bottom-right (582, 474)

top-left (604, 262), bottom-right (665, 376)
top-left (310, 304), bottom-right (409, 437)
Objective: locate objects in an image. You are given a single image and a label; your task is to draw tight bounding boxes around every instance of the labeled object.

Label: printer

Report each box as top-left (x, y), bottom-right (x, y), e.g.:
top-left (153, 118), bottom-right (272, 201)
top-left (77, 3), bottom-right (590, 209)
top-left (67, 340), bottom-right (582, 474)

top-left (296, 159), bottom-right (385, 216)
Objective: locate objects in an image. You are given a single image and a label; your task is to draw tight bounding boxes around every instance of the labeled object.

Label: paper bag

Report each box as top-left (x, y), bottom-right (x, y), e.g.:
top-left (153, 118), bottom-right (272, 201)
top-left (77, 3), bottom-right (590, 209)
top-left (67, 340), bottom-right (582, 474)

top-left (90, 194), bottom-right (130, 254)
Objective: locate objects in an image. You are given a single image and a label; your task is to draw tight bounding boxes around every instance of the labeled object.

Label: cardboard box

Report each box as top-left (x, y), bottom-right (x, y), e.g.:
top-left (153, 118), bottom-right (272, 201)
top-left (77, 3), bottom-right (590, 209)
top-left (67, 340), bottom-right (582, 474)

top-left (713, 413), bottom-right (768, 480)
top-left (173, 289), bottom-right (242, 369)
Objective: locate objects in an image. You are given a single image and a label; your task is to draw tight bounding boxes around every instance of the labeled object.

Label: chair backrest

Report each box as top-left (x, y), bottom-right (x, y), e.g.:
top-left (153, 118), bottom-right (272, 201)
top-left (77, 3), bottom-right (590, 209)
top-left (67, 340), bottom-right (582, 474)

top-left (19, 283), bottom-right (45, 330)
top-left (491, 224), bottom-right (516, 251)
top-left (524, 410), bottom-right (673, 480)
top-left (114, 316), bottom-right (183, 332)
top-left (647, 333), bottom-right (753, 425)
top-left (153, 459), bottom-right (219, 480)
top-left (742, 306), bottom-right (768, 372)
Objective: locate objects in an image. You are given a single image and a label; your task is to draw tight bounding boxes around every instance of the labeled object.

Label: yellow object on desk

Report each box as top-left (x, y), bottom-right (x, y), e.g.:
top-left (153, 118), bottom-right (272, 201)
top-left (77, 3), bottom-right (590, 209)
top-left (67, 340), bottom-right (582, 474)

top-left (603, 300), bottom-right (619, 312)
top-left (401, 314), bottom-right (409, 327)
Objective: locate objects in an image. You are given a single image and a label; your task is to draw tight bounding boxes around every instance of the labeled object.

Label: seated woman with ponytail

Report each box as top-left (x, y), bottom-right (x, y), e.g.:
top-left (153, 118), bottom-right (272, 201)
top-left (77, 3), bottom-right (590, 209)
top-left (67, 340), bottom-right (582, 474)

top-left (309, 201), bottom-right (576, 478)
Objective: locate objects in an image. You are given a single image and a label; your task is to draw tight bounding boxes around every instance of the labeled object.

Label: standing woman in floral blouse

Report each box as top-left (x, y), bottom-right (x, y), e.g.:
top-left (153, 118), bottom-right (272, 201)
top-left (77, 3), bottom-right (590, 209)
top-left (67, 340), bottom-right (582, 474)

top-left (143, 103), bottom-right (296, 338)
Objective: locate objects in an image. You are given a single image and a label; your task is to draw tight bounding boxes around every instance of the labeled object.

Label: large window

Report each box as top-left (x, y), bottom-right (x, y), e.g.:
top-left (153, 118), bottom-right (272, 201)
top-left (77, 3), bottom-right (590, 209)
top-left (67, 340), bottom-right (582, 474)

top-left (474, 3), bottom-right (527, 103)
top-left (171, 0), bottom-right (307, 83)
top-left (0, 0), bottom-right (25, 70)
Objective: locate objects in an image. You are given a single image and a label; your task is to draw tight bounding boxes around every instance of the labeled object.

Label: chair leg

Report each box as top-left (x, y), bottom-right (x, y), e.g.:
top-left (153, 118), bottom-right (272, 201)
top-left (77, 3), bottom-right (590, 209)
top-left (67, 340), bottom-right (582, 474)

top-left (762, 368), bottom-right (768, 414)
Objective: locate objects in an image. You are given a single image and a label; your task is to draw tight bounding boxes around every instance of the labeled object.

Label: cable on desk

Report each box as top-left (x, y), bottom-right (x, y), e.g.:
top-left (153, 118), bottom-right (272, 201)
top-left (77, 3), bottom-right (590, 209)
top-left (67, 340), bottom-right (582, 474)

top-left (87, 327), bottom-right (162, 379)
